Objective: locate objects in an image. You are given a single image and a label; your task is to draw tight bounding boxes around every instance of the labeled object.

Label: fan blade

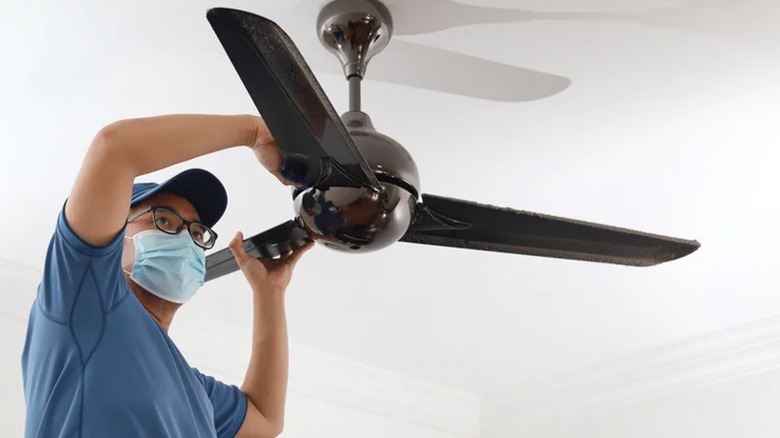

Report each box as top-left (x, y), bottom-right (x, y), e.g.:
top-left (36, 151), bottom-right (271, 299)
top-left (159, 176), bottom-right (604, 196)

top-left (367, 40), bottom-right (571, 102)
top-left (266, 3), bottom-right (570, 102)
top-left (388, 0), bottom-right (536, 36)
top-left (206, 7), bottom-right (380, 189)
top-left (401, 194), bottom-right (700, 267)
top-left (205, 220), bottom-right (313, 282)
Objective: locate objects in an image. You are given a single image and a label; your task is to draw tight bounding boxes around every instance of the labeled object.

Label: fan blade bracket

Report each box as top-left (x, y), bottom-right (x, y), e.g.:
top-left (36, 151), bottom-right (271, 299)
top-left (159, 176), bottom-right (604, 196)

top-left (410, 202), bottom-right (471, 232)
top-left (204, 219), bottom-right (313, 282)
top-left (281, 154), bottom-right (358, 190)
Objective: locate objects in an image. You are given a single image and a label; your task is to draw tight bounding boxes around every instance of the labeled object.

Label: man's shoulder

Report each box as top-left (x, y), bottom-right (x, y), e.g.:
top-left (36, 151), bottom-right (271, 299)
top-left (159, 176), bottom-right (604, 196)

top-left (36, 205), bottom-right (129, 323)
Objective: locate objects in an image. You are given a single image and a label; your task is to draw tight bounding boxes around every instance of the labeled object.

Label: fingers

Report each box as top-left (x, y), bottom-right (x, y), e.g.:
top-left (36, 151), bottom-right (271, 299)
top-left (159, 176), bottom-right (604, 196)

top-left (252, 117), bottom-right (275, 147)
top-left (278, 156), bottom-right (309, 188)
top-left (228, 231), bottom-right (251, 269)
top-left (272, 171), bottom-right (302, 188)
top-left (284, 241), bottom-right (315, 268)
top-left (253, 145), bottom-right (303, 188)
top-left (229, 230), bottom-right (313, 275)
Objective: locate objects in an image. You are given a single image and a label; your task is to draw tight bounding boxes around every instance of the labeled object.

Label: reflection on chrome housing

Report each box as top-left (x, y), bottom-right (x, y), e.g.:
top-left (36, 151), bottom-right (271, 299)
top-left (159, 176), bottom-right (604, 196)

top-left (293, 110), bottom-right (420, 252)
top-left (293, 184), bottom-right (416, 252)
top-left (317, 0), bottom-right (393, 79)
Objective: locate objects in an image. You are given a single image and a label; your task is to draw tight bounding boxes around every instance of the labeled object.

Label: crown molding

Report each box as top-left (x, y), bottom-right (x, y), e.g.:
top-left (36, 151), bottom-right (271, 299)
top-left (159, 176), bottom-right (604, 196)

top-left (181, 318), bottom-right (480, 437)
top-left (0, 258), bottom-right (41, 321)
top-left (482, 316), bottom-right (780, 437)
top-left (0, 258), bottom-right (41, 284)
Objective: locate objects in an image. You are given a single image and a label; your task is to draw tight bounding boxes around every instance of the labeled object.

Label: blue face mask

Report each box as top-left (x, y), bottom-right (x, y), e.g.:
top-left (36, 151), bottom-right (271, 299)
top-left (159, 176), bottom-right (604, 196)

top-left (124, 229), bottom-right (207, 304)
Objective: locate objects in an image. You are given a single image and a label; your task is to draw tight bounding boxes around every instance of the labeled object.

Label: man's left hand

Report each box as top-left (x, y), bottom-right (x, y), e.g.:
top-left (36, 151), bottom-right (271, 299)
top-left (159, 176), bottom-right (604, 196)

top-left (228, 231), bottom-right (314, 293)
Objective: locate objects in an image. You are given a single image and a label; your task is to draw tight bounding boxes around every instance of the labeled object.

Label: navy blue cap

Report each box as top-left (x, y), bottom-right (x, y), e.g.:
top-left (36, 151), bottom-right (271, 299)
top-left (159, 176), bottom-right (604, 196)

top-left (130, 168), bottom-right (228, 228)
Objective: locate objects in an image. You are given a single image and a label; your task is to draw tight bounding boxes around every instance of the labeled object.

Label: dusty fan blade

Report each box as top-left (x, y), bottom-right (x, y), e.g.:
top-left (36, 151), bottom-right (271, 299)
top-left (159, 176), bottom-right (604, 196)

top-left (205, 220), bottom-right (313, 282)
top-left (400, 194), bottom-right (700, 266)
top-left (367, 40), bottom-right (571, 102)
top-left (206, 7), bottom-right (380, 189)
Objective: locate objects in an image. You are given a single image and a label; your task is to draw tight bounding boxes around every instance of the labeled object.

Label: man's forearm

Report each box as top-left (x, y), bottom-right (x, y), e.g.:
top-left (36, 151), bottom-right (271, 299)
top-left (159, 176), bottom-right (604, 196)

top-left (100, 114), bottom-right (259, 176)
top-left (66, 113), bottom-right (262, 247)
top-left (241, 289), bottom-right (289, 431)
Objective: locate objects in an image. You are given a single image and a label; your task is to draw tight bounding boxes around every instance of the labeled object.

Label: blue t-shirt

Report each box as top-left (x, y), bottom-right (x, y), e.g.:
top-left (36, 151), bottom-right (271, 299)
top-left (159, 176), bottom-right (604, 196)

top-left (21, 206), bottom-right (247, 437)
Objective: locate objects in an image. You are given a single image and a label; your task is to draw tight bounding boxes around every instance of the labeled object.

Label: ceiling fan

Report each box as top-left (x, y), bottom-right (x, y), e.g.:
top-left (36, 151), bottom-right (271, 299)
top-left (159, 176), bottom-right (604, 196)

top-left (203, 1), bottom-right (700, 282)
top-left (276, 0), bottom-right (576, 102)
top-left (283, 0), bottom-right (780, 102)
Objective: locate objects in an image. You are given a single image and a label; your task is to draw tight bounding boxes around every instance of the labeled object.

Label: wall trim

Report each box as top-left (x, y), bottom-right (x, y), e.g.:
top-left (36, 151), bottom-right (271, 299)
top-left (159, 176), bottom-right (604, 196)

top-left (482, 316), bottom-right (780, 437)
top-left (1, 258), bottom-right (42, 321)
top-left (178, 316), bottom-right (480, 437)
top-left (289, 344), bottom-right (480, 436)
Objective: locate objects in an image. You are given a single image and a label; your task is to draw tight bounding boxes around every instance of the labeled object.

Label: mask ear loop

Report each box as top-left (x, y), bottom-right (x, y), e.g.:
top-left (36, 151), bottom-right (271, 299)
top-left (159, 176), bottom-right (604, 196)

top-left (122, 235), bottom-right (136, 278)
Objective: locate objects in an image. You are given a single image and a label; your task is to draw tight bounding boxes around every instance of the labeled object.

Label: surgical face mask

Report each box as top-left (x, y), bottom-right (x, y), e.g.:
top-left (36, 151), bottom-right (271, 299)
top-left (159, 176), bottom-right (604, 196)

top-left (123, 229), bottom-right (207, 304)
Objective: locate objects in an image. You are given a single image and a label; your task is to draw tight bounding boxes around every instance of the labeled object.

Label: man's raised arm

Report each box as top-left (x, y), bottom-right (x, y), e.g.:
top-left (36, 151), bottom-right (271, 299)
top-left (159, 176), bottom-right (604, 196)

top-left (65, 114), bottom-right (278, 246)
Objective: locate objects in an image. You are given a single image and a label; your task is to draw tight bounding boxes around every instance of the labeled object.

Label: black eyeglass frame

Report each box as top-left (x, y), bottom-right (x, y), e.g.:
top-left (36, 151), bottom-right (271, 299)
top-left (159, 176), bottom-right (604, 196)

top-left (127, 206), bottom-right (218, 250)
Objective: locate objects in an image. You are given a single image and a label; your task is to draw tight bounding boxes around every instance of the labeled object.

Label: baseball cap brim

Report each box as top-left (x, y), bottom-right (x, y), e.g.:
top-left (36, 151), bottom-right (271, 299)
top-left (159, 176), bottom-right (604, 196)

top-left (130, 168), bottom-right (228, 229)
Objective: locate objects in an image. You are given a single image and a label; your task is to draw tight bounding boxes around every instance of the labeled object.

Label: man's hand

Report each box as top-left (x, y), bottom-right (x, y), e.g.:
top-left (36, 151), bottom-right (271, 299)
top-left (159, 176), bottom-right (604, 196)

top-left (248, 117), bottom-right (303, 188)
top-left (228, 231), bottom-right (313, 438)
top-left (228, 231), bottom-right (314, 293)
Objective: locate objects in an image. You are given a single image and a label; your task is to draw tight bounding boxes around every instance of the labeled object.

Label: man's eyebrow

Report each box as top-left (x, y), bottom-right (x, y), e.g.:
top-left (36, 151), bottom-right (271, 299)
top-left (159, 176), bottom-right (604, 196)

top-left (160, 205), bottom-right (201, 223)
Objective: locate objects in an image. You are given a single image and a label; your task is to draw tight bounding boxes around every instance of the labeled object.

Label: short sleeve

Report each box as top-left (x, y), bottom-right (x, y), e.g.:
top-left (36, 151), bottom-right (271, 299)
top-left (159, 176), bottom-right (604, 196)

top-left (192, 368), bottom-right (248, 438)
top-left (37, 202), bottom-right (127, 323)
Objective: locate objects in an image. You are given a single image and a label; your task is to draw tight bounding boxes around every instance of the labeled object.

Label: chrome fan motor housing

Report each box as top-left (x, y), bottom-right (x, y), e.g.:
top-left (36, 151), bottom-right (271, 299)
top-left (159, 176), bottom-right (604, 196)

top-left (293, 111), bottom-right (420, 252)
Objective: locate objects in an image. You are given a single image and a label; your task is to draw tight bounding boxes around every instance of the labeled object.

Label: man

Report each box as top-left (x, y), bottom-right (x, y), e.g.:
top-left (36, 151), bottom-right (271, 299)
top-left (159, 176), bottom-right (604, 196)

top-left (21, 114), bottom-right (313, 437)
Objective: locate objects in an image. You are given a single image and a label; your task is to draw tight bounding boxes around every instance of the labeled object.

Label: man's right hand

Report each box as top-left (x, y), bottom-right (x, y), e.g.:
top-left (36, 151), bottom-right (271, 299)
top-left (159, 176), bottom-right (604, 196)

top-left (248, 117), bottom-right (303, 188)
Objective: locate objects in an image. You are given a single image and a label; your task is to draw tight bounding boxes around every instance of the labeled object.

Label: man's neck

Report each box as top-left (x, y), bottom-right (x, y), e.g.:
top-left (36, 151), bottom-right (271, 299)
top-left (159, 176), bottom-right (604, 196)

top-left (126, 279), bottom-right (179, 331)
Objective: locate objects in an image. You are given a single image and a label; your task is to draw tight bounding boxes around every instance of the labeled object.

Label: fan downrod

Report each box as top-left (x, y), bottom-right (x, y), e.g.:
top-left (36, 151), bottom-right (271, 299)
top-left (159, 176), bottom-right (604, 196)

top-left (317, 0), bottom-right (393, 82)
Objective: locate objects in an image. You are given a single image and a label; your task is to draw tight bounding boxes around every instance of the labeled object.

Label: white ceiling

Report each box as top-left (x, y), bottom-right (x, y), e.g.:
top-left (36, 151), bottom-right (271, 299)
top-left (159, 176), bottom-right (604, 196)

top-left (1, 0), bottom-right (779, 396)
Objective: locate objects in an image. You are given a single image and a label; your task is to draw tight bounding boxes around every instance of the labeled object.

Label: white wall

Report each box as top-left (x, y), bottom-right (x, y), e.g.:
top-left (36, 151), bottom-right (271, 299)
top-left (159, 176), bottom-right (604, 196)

top-left (1, 315), bottom-right (27, 438)
top-left (283, 395), bottom-right (471, 438)
top-left (506, 368), bottom-right (780, 438)
top-left (482, 316), bottom-right (780, 438)
top-left (1, 259), bottom-right (479, 438)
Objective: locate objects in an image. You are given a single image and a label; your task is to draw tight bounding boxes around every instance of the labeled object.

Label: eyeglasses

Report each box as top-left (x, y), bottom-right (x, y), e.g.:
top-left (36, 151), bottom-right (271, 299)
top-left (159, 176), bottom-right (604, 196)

top-left (127, 206), bottom-right (218, 250)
